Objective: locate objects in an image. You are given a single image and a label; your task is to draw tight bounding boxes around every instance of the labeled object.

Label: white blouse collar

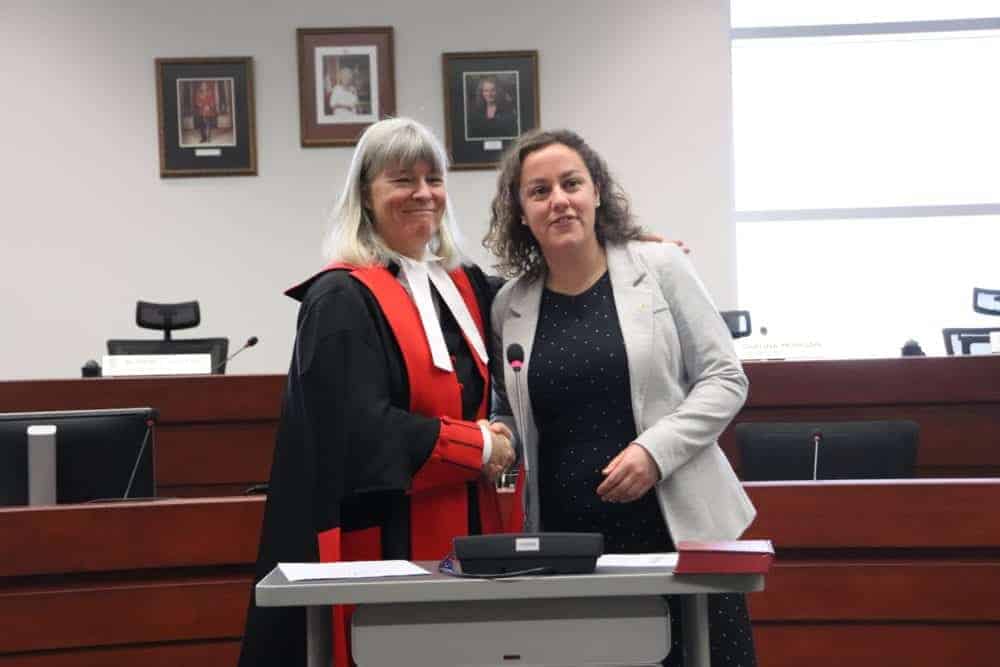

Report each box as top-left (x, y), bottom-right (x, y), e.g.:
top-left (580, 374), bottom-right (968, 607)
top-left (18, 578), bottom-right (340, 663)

top-left (396, 254), bottom-right (489, 372)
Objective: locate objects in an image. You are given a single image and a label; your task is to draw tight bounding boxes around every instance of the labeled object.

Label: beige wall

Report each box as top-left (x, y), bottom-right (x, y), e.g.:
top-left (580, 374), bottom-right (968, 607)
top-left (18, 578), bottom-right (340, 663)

top-left (0, 0), bottom-right (736, 379)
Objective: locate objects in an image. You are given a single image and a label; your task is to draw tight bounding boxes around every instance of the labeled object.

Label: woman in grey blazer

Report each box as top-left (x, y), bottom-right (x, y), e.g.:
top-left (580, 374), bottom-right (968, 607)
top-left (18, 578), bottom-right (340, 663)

top-left (484, 129), bottom-right (758, 667)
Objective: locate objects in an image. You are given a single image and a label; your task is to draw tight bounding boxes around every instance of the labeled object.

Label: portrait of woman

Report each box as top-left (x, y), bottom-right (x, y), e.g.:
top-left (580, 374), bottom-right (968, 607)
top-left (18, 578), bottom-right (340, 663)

top-left (465, 73), bottom-right (519, 140)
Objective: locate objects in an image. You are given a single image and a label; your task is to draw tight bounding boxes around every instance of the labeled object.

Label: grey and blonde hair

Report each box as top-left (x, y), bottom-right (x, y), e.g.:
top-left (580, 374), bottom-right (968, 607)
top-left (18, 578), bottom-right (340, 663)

top-left (323, 117), bottom-right (464, 268)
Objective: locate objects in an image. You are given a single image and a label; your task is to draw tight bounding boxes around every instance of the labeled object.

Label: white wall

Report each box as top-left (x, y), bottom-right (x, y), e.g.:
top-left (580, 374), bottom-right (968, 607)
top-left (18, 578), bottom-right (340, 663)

top-left (0, 0), bottom-right (736, 380)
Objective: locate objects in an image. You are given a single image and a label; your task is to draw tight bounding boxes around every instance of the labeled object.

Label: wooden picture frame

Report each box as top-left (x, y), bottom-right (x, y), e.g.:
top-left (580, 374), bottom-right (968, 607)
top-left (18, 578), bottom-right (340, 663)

top-left (155, 57), bottom-right (257, 178)
top-left (442, 50), bottom-right (539, 170)
top-left (297, 26), bottom-right (396, 147)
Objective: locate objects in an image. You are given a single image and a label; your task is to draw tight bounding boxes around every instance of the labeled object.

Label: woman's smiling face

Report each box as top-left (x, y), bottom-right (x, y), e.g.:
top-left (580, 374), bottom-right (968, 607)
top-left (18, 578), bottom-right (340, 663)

top-left (518, 143), bottom-right (601, 256)
top-left (366, 160), bottom-right (446, 259)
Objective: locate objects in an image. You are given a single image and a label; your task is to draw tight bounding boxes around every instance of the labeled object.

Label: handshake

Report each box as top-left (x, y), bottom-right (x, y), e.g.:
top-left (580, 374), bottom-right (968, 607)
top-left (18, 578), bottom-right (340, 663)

top-left (479, 420), bottom-right (515, 485)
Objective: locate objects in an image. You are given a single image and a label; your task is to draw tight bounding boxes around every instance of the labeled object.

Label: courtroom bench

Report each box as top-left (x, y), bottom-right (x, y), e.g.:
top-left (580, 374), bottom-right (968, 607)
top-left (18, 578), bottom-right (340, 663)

top-left (3, 480), bottom-right (1000, 666)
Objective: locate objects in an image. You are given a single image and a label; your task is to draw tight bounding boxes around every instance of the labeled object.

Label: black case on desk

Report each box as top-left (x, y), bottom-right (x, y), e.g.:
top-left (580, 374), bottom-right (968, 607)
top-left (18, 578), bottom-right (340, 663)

top-left (454, 532), bottom-right (604, 575)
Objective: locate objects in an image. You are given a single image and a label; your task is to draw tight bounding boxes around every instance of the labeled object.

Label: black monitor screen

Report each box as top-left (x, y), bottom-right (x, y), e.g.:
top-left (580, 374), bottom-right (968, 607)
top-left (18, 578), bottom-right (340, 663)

top-left (0, 407), bottom-right (156, 506)
top-left (737, 420), bottom-right (919, 482)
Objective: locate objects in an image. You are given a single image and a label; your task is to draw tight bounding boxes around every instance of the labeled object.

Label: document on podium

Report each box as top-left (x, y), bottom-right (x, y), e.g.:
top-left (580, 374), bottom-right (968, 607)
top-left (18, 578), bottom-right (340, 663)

top-left (278, 560), bottom-right (430, 582)
top-left (596, 553), bottom-right (679, 570)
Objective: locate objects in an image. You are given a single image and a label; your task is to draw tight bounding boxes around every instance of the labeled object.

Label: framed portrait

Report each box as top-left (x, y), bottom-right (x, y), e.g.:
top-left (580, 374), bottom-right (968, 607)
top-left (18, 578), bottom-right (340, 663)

top-left (155, 57), bottom-right (257, 178)
top-left (297, 27), bottom-right (396, 147)
top-left (442, 50), bottom-right (539, 170)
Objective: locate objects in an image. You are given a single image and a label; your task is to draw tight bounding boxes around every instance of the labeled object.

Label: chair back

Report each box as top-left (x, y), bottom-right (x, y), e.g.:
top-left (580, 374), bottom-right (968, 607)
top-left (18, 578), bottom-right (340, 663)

top-left (942, 327), bottom-right (1000, 356)
top-left (737, 420), bottom-right (919, 481)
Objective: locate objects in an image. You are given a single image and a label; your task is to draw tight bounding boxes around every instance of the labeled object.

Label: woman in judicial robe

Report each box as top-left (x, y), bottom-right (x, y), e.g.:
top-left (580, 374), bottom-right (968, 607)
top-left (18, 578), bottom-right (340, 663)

top-left (237, 117), bottom-right (516, 667)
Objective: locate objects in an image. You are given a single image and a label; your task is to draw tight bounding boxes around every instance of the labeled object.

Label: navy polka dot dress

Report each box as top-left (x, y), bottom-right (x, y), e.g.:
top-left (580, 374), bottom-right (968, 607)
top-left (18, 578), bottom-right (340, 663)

top-left (529, 271), bottom-right (757, 667)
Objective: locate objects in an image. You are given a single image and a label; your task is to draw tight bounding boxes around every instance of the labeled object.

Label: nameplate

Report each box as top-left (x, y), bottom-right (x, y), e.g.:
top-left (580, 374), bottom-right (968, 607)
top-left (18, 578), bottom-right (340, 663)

top-left (736, 338), bottom-right (825, 361)
top-left (102, 354), bottom-right (212, 376)
top-left (483, 140), bottom-right (503, 151)
top-left (195, 148), bottom-right (222, 157)
top-left (992, 330), bottom-right (1000, 353)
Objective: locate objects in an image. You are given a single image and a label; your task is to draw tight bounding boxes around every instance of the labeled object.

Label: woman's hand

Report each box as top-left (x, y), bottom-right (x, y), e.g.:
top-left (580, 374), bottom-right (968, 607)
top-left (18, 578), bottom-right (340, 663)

top-left (597, 443), bottom-right (660, 503)
top-left (479, 420), bottom-right (515, 483)
top-left (635, 232), bottom-right (690, 254)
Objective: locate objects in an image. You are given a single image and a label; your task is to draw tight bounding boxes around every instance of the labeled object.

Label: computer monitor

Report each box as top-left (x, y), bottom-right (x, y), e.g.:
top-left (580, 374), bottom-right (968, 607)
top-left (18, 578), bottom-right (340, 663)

top-left (737, 420), bottom-right (919, 481)
top-left (0, 407), bottom-right (157, 506)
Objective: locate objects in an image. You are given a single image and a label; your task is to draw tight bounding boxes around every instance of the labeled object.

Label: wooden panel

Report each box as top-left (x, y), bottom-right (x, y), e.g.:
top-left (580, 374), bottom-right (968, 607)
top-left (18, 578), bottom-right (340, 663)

top-left (2, 357), bottom-right (996, 499)
top-left (0, 374), bottom-right (284, 423)
top-left (0, 577), bottom-right (250, 653)
top-left (744, 480), bottom-right (1000, 548)
top-left (742, 481), bottom-right (1000, 665)
top-left (0, 483), bottom-right (997, 666)
top-left (754, 624), bottom-right (1000, 667)
top-left (0, 640), bottom-right (241, 667)
top-left (750, 562), bottom-right (1000, 621)
top-left (741, 356), bottom-right (1000, 407)
top-left (0, 497), bottom-right (263, 577)
top-left (155, 422), bottom-right (276, 486)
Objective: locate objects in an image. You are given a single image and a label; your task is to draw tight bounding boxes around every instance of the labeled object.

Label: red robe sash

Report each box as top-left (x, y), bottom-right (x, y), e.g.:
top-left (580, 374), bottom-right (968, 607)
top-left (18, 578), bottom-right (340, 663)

top-left (308, 262), bottom-right (506, 666)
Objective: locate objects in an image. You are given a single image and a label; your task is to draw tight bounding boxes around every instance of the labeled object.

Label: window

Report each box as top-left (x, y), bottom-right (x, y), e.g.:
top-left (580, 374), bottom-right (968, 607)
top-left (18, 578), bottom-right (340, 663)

top-left (730, 2), bottom-right (1000, 359)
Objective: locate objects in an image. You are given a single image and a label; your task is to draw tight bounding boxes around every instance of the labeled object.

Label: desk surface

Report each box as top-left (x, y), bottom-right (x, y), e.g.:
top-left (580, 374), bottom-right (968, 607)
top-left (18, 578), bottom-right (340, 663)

top-left (256, 563), bottom-right (765, 607)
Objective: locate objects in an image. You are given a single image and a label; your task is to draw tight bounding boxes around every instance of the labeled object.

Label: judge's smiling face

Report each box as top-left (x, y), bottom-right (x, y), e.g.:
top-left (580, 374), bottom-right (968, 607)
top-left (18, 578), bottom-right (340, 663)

top-left (365, 160), bottom-right (446, 260)
top-left (519, 143), bottom-right (601, 257)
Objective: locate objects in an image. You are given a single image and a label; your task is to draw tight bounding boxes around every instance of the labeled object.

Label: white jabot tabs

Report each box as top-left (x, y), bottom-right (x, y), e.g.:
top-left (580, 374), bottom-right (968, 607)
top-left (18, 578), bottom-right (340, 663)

top-left (396, 255), bottom-right (489, 372)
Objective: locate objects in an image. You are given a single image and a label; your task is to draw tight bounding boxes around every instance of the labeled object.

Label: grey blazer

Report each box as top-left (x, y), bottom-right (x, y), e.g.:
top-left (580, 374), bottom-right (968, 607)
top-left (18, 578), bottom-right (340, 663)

top-left (491, 241), bottom-right (755, 542)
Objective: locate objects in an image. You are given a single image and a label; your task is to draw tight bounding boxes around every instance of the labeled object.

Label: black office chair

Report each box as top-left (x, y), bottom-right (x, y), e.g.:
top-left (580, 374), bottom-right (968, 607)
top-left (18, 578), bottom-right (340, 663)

top-left (720, 310), bottom-right (752, 339)
top-left (737, 420), bottom-right (919, 482)
top-left (107, 301), bottom-right (229, 373)
top-left (973, 288), bottom-right (1000, 316)
top-left (941, 327), bottom-right (1000, 356)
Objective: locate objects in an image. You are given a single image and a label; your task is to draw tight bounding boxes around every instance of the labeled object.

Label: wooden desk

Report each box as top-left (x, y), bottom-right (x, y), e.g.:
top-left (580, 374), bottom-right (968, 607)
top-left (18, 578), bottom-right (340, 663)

top-left (0, 496), bottom-right (263, 666)
top-left (744, 479), bottom-right (1000, 667)
top-left (2, 481), bottom-right (999, 667)
top-left (0, 375), bottom-right (284, 497)
top-left (724, 355), bottom-right (1000, 477)
top-left (0, 355), bottom-right (997, 497)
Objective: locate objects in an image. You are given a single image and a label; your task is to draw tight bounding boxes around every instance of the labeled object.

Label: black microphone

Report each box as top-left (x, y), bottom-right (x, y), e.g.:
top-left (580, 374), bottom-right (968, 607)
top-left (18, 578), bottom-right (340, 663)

top-left (503, 344), bottom-right (528, 490)
top-left (213, 336), bottom-right (259, 373)
top-left (811, 429), bottom-right (823, 481)
top-left (123, 408), bottom-right (159, 500)
top-left (506, 343), bottom-right (525, 370)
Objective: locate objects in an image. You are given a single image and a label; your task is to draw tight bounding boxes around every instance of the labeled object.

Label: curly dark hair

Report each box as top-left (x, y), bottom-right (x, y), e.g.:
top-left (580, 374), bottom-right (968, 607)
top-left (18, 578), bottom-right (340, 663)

top-left (482, 129), bottom-right (642, 279)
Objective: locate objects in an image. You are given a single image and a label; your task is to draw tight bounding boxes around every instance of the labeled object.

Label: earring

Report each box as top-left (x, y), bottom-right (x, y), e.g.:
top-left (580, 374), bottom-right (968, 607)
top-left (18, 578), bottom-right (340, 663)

top-left (521, 217), bottom-right (528, 226)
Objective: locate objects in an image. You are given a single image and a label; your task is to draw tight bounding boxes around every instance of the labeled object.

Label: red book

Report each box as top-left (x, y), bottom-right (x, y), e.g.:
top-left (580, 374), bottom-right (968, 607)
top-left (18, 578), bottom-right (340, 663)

top-left (673, 539), bottom-right (774, 575)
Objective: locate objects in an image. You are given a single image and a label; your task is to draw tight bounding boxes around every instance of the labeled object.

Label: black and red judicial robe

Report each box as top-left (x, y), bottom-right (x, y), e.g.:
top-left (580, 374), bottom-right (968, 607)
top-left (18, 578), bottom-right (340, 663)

top-left (237, 261), bottom-right (514, 667)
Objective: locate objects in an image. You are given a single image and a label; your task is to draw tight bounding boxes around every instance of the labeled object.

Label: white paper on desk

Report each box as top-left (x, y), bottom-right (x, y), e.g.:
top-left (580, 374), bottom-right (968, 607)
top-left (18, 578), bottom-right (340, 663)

top-left (278, 560), bottom-right (430, 581)
top-left (596, 553), bottom-right (679, 570)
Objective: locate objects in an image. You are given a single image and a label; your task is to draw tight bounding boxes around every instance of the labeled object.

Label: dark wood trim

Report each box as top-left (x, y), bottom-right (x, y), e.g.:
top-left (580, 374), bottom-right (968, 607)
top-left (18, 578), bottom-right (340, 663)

top-left (0, 374), bottom-right (284, 423)
top-left (2, 482), bottom-right (999, 665)
top-left (2, 356), bottom-right (999, 497)
top-left (743, 480), bottom-right (1000, 666)
top-left (754, 624), bottom-right (1000, 667)
top-left (745, 480), bottom-right (1000, 548)
top-left (0, 640), bottom-right (241, 667)
top-left (0, 577), bottom-right (249, 653)
top-left (741, 355), bottom-right (1000, 407)
top-left (0, 497), bottom-right (263, 577)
